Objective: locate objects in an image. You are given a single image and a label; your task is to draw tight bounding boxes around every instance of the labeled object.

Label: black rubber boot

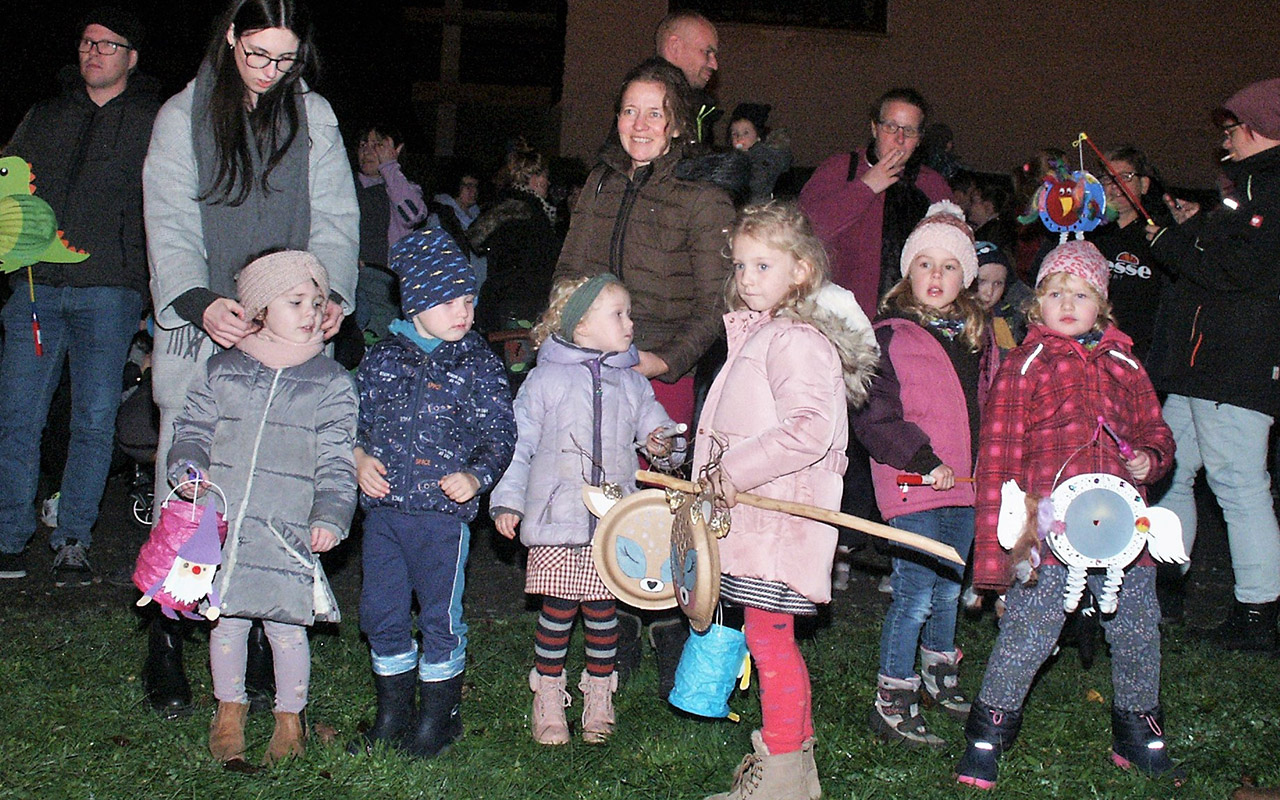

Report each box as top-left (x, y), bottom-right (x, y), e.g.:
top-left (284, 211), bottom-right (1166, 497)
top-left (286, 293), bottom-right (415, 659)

top-left (1204, 600), bottom-right (1279, 652)
top-left (402, 674), bottom-right (464, 759)
top-left (142, 615), bottom-right (192, 718)
top-left (1111, 704), bottom-right (1185, 782)
top-left (348, 669), bottom-right (418, 754)
top-left (954, 698), bottom-right (1023, 790)
top-left (649, 615), bottom-right (689, 701)
top-left (614, 610), bottom-right (642, 686)
top-left (244, 618), bottom-right (276, 713)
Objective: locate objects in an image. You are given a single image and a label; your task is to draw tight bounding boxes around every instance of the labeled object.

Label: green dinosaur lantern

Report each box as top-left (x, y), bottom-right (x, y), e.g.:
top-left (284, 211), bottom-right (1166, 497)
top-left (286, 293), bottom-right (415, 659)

top-left (0, 156), bottom-right (90, 272)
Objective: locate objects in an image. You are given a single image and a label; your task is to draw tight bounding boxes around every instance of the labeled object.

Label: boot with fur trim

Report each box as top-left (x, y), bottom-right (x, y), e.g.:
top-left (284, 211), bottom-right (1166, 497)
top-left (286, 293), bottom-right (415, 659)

top-left (529, 668), bottom-right (571, 745)
top-left (705, 729), bottom-right (809, 800)
top-left (578, 669), bottom-right (617, 743)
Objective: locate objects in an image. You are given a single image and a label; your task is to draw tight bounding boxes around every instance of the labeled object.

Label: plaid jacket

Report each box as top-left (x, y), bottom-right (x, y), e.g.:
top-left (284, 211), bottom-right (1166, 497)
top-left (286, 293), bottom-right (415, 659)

top-left (971, 324), bottom-right (1174, 591)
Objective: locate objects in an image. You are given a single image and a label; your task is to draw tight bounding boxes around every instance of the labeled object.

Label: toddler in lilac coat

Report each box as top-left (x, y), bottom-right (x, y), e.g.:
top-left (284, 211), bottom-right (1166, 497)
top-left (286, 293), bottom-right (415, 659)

top-left (491, 274), bottom-right (684, 746)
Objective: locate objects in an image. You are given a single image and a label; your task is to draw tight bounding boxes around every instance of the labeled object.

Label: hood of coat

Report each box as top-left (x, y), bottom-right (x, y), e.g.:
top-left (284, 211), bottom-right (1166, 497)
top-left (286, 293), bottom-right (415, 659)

top-left (1022, 322), bottom-right (1135, 362)
top-left (537, 334), bottom-right (640, 369)
top-left (776, 283), bottom-right (880, 408)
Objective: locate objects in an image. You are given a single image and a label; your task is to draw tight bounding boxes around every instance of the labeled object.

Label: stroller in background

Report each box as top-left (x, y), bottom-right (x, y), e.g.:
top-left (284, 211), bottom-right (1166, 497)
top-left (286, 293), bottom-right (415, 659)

top-left (115, 330), bottom-right (158, 526)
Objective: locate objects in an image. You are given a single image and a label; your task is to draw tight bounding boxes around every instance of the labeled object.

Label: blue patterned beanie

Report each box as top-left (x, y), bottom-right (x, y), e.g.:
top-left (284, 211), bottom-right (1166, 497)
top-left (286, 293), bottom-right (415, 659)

top-left (391, 229), bottom-right (477, 317)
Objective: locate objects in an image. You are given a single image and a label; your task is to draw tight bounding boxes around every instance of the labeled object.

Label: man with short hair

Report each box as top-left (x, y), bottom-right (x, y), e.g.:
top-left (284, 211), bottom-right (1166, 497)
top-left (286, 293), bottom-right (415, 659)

top-left (0, 8), bottom-right (160, 586)
top-left (1149, 78), bottom-right (1280, 652)
top-left (654, 10), bottom-right (720, 143)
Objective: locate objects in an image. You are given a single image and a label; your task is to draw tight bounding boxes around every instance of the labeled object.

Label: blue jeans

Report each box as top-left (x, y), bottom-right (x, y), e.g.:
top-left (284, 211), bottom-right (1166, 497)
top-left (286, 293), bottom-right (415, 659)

top-left (0, 285), bottom-right (143, 553)
top-left (878, 506), bottom-right (974, 679)
top-left (360, 507), bottom-right (470, 681)
top-left (1155, 394), bottom-right (1280, 603)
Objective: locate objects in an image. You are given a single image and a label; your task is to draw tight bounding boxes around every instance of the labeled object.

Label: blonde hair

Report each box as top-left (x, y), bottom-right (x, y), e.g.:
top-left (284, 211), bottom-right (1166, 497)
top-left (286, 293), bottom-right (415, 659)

top-left (880, 277), bottom-right (988, 352)
top-left (532, 276), bottom-right (630, 348)
top-left (725, 201), bottom-right (831, 313)
top-left (1025, 271), bottom-right (1115, 334)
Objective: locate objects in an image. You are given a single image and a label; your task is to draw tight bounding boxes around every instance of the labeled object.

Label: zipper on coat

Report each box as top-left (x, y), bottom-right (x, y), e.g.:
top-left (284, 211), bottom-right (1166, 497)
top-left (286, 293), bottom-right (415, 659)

top-left (223, 366), bottom-right (282, 599)
top-left (586, 357), bottom-right (605, 537)
top-left (608, 165), bottom-right (652, 281)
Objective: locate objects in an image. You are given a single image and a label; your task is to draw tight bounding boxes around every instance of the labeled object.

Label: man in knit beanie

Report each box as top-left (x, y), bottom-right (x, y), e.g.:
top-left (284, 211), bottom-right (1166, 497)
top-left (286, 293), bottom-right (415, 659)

top-left (1146, 77), bottom-right (1280, 652)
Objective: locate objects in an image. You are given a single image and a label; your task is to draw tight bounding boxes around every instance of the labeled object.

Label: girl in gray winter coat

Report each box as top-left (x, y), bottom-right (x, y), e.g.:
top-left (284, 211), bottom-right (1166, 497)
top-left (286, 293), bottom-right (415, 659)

top-left (491, 275), bottom-right (684, 746)
top-left (168, 251), bottom-right (358, 765)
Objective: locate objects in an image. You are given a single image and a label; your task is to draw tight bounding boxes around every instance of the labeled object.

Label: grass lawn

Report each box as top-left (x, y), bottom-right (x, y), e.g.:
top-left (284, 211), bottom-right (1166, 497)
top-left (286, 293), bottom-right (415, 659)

top-left (0, 602), bottom-right (1275, 799)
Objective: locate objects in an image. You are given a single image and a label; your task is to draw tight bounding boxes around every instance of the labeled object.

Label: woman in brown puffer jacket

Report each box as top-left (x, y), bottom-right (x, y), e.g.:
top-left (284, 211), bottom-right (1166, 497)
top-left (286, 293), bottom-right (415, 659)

top-left (553, 58), bottom-right (734, 427)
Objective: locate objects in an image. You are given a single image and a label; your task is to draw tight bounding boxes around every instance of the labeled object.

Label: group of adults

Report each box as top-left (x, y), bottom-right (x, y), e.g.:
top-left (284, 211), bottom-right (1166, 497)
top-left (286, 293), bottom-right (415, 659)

top-left (1, 1), bottom-right (1277, 730)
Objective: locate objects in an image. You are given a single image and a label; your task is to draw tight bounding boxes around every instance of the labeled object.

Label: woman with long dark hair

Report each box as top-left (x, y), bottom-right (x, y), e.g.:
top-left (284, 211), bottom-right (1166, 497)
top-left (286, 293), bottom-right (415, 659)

top-left (140, 0), bottom-right (357, 735)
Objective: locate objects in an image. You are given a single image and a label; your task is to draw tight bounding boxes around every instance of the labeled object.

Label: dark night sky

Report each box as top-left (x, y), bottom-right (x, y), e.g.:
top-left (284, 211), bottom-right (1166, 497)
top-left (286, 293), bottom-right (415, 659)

top-left (3, 1), bottom-right (420, 149)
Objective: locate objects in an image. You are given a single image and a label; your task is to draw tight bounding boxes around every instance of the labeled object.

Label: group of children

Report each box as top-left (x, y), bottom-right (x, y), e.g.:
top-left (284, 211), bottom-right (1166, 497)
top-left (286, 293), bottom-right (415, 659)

top-left (158, 192), bottom-right (1183, 794)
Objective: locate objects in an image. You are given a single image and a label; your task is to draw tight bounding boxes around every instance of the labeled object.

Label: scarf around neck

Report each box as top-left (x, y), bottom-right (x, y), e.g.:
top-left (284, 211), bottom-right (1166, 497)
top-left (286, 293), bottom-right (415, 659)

top-left (235, 327), bottom-right (324, 369)
top-left (192, 62), bottom-right (312, 299)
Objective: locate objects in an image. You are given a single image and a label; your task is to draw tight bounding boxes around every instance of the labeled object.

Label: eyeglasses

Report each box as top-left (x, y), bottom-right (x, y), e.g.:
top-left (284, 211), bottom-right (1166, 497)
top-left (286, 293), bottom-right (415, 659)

top-left (877, 120), bottom-right (922, 139)
top-left (1222, 122), bottom-right (1244, 139)
top-left (78, 37), bottom-right (132, 56)
top-left (1099, 171), bottom-right (1139, 186)
top-left (237, 40), bottom-right (298, 73)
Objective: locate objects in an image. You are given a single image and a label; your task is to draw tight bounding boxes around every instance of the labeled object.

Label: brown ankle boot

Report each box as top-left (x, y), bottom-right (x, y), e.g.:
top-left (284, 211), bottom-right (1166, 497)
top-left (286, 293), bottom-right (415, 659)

top-left (263, 710), bottom-right (306, 765)
top-left (705, 729), bottom-right (810, 800)
top-left (209, 701), bottom-right (249, 763)
top-left (578, 669), bottom-right (618, 743)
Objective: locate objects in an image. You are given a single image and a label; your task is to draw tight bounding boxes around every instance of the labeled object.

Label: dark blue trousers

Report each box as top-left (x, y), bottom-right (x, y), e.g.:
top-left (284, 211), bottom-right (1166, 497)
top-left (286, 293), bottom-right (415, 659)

top-left (360, 507), bottom-right (470, 681)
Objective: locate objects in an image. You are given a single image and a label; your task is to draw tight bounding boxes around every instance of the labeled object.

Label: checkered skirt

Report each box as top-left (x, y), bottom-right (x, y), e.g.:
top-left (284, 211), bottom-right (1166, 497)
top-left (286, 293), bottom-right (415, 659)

top-left (525, 544), bottom-right (614, 601)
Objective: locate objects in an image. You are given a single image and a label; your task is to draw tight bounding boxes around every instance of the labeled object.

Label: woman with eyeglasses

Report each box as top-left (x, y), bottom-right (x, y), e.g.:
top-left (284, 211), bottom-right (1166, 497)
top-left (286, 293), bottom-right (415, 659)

top-left (1085, 145), bottom-right (1173, 365)
top-left (140, 0), bottom-right (357, 755)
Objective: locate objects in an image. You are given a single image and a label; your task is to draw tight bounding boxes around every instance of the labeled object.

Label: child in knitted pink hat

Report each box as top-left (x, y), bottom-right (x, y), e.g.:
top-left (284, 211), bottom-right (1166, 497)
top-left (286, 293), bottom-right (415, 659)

top-left (853, 199), bottom-right (1000, 748)
top-left (167, 249), bottom-right (358, 765)
top-left (957, 236), bottom-right (1181, 789)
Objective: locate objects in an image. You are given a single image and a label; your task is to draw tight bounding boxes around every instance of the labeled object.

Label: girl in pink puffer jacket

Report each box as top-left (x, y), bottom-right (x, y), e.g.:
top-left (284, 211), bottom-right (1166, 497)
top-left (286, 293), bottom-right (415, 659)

top-left (697, 202), bottom-right (877, 800)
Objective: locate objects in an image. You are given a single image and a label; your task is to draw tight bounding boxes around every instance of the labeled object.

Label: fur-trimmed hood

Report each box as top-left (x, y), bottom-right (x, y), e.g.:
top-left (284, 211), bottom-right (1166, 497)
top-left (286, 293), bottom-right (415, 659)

top-left (776, 282), bottom-right (879, 408)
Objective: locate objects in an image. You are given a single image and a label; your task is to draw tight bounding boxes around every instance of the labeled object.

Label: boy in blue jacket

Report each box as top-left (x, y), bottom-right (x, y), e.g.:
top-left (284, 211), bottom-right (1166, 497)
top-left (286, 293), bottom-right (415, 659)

top-left (352, 229), bottom-right (515, 758)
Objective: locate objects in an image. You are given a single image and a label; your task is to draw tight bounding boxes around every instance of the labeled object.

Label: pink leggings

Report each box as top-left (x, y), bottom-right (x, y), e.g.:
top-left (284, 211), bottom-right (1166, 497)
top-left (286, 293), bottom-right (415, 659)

top-left (744, 607), bottom-right (813, 754)
top-left (210, 617), bottom-right (310, 713)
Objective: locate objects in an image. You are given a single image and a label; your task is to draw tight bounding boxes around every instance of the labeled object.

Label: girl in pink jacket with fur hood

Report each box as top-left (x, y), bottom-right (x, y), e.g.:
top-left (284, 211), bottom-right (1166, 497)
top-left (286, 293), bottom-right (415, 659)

top-left (697, 202), bottom-right (878, 800)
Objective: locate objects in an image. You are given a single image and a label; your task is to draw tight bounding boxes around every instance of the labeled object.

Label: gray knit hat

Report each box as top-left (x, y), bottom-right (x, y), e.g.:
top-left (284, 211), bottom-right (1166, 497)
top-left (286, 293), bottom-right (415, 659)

top-left (236, 250), bottom-right (330, 321)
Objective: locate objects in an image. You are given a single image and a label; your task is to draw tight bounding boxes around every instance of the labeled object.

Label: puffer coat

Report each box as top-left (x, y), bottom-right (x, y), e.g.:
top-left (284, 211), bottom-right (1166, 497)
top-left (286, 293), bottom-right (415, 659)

top-left (356, 330), bottom-right (516, 521)
top-left (693, 288), bottom-right (878, 604)
top-left (553, 143), bottom-right (734, 382)
top-left (167, 349), bottom-right (358, 625)
top-left (490, 335), bottom-right (679, 546)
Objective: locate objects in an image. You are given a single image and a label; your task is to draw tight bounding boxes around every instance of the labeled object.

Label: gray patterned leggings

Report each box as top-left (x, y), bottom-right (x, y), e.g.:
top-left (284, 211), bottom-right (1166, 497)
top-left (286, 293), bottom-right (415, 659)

top-left (210, 616), bottom-right (310, 713)
top-left (977, 564), bottom-right (1160, 713)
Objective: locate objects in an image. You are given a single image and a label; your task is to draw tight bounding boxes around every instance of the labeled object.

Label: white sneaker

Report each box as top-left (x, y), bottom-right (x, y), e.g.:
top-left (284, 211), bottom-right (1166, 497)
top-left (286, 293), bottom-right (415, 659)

top-left (832, 561), bottom-right (851, 591)
top-left (878, 574), bottom-right (894, 595)
top-left (40, 491), bottom-right (60, 528)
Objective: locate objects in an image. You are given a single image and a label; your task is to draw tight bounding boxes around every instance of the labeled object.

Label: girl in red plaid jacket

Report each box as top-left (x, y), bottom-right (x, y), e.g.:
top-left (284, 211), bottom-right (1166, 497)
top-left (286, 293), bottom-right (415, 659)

top-left (955, 240), bottom-right (1181, 790)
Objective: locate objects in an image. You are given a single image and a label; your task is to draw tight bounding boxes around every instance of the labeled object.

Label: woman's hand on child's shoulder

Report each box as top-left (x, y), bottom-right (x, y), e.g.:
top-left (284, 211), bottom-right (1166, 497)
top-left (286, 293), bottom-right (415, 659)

top-left (494, 513), bottom-right (520, 540)
top-left (311, 526), bottom-right (339, 553)
top-left (928, 464), bottom-right (955, 491)
top-left (354, 447), bottom-right (391, 498)
top-left (441, 472), bottom-right (481, 504)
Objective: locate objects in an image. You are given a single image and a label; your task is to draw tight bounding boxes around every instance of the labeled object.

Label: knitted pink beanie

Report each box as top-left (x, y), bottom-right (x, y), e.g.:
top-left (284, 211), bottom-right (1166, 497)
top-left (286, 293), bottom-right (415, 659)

top-left (236, 250), bottom-right (331, 320)
top-left (1035, 239), bottom-right (1111, 300)
top-left (899, 200), bottom-right (979, 287)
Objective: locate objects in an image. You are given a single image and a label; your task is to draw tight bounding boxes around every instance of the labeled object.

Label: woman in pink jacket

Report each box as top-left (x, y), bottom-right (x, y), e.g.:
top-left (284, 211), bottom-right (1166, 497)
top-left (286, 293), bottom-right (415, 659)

top-left (697, 203), bottom-right (877, 800)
